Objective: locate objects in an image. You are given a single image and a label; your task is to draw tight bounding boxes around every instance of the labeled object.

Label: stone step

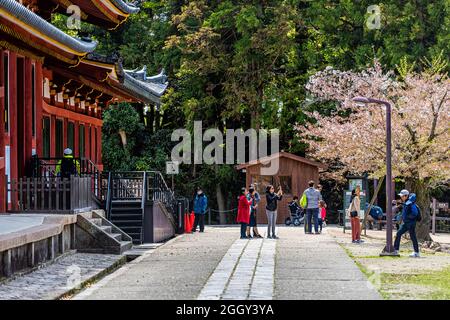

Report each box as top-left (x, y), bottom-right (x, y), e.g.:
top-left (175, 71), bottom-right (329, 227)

top-left (119, 241), bottom-right (133, 253)
top-left (98, 225), bottom-right (112, 234)
top-left (90, 218), bottom-right (103, 226)
top-left (110, 233), bottom-right (122, 241)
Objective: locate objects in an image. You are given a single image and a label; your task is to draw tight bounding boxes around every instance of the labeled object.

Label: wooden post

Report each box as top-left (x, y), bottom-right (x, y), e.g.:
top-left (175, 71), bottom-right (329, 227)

top-left (432, 198), bottom-right (437, 235)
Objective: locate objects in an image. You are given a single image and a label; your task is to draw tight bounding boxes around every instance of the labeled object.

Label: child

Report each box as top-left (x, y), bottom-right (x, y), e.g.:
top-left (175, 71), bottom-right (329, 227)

top-left (318, 200), bottom-right (327, 233)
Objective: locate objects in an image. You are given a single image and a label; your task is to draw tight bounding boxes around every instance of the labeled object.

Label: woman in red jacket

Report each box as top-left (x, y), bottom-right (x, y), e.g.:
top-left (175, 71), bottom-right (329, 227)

top-left (237, 187), bottom-right (252, 239)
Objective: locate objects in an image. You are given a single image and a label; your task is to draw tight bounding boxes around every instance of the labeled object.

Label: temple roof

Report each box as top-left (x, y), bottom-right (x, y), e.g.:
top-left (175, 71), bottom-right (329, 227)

top-left (0, 0), bottom-right (97, 54)
top-left (42, 0), bottom-right (140, 29)
top-left (122, 66), bottom-right (169, 104)
top-left (110, 0), bottom-right (140, 14)
top-left (55, 53), bottom-right (169, 105)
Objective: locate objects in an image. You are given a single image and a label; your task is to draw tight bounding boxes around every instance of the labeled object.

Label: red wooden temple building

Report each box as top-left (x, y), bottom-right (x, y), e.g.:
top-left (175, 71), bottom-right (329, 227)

top-left (0, 0), bottom-right (168, 212)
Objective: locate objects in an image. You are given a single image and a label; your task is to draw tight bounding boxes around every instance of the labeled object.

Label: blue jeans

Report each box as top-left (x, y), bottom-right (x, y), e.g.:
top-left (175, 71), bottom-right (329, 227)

top-left (394, 221), bottom-right (419, 252)
top-left (306, 208), bottom-right (319, 233)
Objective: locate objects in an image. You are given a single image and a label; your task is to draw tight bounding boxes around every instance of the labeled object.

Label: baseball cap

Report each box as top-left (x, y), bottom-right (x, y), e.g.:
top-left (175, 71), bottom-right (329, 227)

top-left (398, 189), bottom-right (409, 197)
top-left (64, 148), bottom-right (73, 155)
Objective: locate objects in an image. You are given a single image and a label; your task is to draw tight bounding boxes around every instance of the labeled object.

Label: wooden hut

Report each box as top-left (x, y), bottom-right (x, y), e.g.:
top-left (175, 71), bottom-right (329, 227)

top-left (236, 152), bottom-right (326, 224)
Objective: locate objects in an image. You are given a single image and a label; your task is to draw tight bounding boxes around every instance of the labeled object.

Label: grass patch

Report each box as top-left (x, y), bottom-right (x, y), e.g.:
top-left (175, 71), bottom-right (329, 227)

top-left (380, 267), bottom-right (450, 300)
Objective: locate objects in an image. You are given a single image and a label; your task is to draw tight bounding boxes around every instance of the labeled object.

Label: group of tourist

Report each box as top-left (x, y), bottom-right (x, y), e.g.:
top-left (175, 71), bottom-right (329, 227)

top-left (191, 180), bottom-right (421, 258)
top-left (347, 186), bottom-right (421, 257)
top-left (236, 180), bottom-right (326, 240)
top-left (237, 184), bottom-right (280, 239)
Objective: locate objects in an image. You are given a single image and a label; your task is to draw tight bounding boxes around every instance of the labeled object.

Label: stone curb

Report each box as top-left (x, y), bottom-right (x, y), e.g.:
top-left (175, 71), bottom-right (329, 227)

top-left (71, 233), bottom-right (187, 299)
top-left (56, 255), bottom-right (127, 300)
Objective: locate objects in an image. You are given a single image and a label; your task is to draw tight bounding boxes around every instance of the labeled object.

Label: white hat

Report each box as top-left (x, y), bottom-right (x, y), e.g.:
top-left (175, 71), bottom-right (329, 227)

top-left (398, 189), bottom-right (409, 197)
top-left (64, 148), bottom-right (73, 155)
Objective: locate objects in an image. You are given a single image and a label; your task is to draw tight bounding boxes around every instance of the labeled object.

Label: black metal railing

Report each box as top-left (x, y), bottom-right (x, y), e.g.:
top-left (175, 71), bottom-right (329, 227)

top-left (6, 175), bottom-right (94, 213)
top-left (104, 171), bottom-right (177, 221)
top-left (29, 157), bottom-right (105, 202)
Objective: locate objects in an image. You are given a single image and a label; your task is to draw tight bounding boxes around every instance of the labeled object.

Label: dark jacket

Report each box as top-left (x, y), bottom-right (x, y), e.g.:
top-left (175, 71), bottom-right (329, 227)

top-left (402, 193), bottom-right (420, 223)
top-left (288, 200), bottom-right (301, 215)
top-left (193, 193), bottom-right (208, 214)
top-left (266, 192), bottom-right (282, 211)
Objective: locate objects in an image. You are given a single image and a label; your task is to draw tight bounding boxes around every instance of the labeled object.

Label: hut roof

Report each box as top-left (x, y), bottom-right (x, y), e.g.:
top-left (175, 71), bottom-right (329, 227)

top-left (236, 152), bottom-right (326, 170)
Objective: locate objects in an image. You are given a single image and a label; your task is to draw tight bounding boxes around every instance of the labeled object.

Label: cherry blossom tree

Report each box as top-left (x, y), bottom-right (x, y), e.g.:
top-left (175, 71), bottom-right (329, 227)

top-left (299, 61), bottom-right (449, 241)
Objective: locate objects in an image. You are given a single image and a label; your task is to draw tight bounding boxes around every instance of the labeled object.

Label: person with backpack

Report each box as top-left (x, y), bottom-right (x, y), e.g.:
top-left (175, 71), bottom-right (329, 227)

top-left (302, 181), bottom-right (323, 234)
top-left (55, 148), bottom-right (80, 179)
top-left (394, 190), bottom-right (421, 257)
top-left (191, 187), bottom-right (208, 233)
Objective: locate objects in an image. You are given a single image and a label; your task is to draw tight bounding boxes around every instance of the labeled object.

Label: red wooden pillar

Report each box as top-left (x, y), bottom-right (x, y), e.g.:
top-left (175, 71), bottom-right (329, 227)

top-left (8, 52), bottom-right (18, 183)
top-left (50, 115), bottom-right (56, 157)
top-left (74, 120), bottom-right (79, 157)
top-left (96, 125), bottom-right (102, 165)
top-left (35, 62), bottom-right (43, 156)
top-left (91, 126), bottom-right (96, 163)
top-left (0, 50), bottom-right (5, 212)
top-left (85, 124), bottom-right (90, 160)
top-left (23, 58), bottom-right (33, 175)
top-left (63, 117), bottom-right (68, 151)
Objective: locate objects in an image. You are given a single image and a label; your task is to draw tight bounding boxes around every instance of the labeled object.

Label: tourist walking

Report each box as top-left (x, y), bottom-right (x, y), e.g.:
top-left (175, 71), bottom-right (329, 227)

top-left (237, 188), bottom-right (252, 239)
top-left (302, 181), bottom-right (322, 234)
top-left (247, 185), bottom-right (263, 238)
top-left (348, 186), bottom-right (363, 243)
top-left (266, 185), bottom-right (283, 239)
top-left (191, 187), bottom-right (208, 233)
top-left (394, 190), bottom-right (421, 257)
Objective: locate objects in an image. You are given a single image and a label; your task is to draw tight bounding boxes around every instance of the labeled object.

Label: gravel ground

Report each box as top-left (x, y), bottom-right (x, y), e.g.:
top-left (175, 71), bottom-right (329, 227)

top-left (327, 225), bottom-right (450, 299)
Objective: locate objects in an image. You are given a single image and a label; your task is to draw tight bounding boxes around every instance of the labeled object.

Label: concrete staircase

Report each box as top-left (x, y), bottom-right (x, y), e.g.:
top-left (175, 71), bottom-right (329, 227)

top-left (75, 210), bottom-right (133, 255)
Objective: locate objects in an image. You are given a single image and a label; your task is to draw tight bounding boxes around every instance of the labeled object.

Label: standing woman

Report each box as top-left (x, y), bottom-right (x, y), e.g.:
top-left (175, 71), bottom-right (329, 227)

top-left (266, 185), bottom-right (283, 239)
top-left (348, 186), bottom-right (363, 243)
top-left (247, 185), bottom-right (263, 238)
top-left (237, 188), bottom-right (252, 239)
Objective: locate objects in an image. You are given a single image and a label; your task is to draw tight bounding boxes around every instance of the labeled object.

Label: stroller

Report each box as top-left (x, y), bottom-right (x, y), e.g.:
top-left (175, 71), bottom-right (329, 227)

top-left (285, 202), bottom-right (305, 226)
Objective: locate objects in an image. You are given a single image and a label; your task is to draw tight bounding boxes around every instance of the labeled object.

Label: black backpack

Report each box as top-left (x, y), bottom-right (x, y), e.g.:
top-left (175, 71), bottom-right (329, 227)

top-left (415, 205), bottom-right (422, 222)
top-left (60, 158), bottom-right (77, 179)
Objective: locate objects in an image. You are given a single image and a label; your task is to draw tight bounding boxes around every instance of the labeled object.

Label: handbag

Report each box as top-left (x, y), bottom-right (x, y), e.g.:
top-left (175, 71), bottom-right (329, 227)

top-left (350, 211), bottom-right (358, 218)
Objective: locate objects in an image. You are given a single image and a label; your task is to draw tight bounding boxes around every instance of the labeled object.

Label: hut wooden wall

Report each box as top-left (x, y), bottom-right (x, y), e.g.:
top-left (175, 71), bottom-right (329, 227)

top-left (245, 157), bottom-right (319, 224)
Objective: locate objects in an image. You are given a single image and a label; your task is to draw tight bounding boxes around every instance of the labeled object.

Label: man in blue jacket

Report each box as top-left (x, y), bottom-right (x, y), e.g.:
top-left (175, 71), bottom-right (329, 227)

top-left (366, 203), bottom-right (384, 230)
top-left (394, 190), bottom-right (420, 257)
top-left (192, 187), bottom-right (208, 233)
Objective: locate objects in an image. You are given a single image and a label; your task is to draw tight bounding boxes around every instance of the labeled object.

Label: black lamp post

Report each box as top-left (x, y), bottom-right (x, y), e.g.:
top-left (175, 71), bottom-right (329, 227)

top-left (352, 96), bottom-right (398, 256)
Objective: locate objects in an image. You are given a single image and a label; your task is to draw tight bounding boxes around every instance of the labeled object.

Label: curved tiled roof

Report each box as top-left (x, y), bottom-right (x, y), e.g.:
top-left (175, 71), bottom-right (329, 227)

top-left (110, 0), bottom-right (140, 14)
top-left (0, 0), bottom-right (97, 54)
top-left (123, 66), bottom-right (169, 104)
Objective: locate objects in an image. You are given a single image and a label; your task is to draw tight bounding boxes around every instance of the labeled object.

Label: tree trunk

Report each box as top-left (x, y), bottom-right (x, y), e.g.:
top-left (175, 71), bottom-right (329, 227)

top-left (405, 177), bottom-right (432, 242)
top-left (216, 184), bottom-right (227, 225)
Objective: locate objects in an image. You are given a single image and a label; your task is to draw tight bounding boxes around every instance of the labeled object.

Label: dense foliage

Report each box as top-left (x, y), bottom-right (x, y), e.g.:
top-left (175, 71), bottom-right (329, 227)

top-left (66, 1), bottom-right (449, 221)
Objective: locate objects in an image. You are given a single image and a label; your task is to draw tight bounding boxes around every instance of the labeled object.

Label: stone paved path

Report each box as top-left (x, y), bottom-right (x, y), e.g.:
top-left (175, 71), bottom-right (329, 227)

top-left (73, 226), bottom-right (381, 300)
top-left (0, 253), bottom-right (125, 300)
top-left (274, 227), bottom-right (381, 300)
top-left (198, 237), bottom-right (276, 300)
